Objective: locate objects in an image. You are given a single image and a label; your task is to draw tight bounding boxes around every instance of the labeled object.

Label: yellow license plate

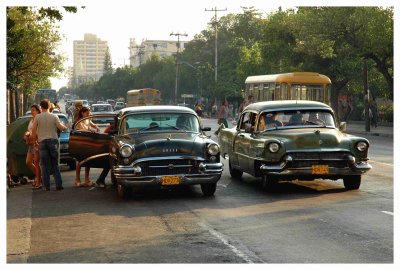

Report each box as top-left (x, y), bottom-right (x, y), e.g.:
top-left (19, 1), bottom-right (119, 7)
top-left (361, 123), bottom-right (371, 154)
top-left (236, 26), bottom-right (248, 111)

top-left (161, 176), bottom-right (181, 185)
top-left (312, 165), bottom-right (329, 174)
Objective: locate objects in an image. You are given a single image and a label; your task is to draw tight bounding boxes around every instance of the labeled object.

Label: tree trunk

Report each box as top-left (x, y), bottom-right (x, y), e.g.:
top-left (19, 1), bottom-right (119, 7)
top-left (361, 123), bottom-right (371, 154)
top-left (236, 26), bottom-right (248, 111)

top-left (9, 90), bottom-right (16, 123)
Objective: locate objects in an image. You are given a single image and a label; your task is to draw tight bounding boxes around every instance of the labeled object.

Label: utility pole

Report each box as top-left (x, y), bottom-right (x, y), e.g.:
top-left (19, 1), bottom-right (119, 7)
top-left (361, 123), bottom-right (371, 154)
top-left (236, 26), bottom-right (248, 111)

top-left (170, 32), bottom-right (188, 103)
top-left (205, 6), bottom-right (227, 86)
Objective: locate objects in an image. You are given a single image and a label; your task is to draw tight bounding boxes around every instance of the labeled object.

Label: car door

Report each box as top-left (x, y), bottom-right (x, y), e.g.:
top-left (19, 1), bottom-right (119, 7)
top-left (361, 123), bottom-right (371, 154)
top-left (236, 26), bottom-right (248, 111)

top-left (234, 111), bottom-right (257, 174)
top-left (69, 114), bottom-right (115, 168)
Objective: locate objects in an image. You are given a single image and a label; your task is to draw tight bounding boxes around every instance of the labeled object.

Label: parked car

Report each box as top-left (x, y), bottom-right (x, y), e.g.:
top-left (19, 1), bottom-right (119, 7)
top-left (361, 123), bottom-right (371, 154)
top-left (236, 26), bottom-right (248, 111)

top-left (219, 100), bottom-right (372, 190)
top-left (69, 106), bottom-right (223, 198)
top-left (14, 113), bottom-right (76, 170)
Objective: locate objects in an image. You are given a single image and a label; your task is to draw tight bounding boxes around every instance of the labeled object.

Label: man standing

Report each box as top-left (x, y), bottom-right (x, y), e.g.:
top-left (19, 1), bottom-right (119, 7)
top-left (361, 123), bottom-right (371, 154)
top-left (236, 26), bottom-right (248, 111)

top-left (32, 99), bottom-right (68, 191)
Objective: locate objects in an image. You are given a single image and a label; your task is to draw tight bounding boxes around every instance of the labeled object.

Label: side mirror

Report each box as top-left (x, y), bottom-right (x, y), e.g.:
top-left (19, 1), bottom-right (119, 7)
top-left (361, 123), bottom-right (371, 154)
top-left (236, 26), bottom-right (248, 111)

top-left (339, 122), bottom-right (347, 132)
top-left (202, 127), bottom-right (211, 132)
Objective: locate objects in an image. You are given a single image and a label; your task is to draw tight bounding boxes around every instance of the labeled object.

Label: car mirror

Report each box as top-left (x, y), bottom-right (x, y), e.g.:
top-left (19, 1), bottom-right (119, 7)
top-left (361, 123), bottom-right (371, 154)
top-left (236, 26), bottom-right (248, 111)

top-left (202, 127), bottom-right (211, 131)
top-left (339, 122), bottom-right (347, 132)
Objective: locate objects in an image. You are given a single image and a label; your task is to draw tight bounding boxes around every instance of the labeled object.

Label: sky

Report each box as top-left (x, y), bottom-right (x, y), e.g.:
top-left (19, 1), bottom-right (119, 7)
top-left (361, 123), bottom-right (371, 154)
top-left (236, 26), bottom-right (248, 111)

top-left (48, 0), bottom-right (288, 90)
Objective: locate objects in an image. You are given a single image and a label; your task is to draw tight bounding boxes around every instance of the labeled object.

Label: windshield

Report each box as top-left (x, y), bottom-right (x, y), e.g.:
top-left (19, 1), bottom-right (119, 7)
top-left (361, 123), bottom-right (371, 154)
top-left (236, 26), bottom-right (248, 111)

top-left (258, 110), bottom-right (335, 131)
top-left (121, 113), bottom-right (200, 134)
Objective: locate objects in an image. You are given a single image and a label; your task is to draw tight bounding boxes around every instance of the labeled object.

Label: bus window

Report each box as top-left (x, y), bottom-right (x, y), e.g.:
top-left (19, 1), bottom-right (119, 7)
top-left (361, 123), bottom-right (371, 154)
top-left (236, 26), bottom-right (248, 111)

top-left (281, 83), bottom-right (288, 100)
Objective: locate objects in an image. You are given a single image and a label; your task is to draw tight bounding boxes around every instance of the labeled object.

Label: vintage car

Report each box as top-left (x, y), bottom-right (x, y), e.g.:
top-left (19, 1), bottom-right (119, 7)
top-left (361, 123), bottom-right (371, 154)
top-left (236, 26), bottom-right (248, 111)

top-left (219, 100), bottom-right (372, 190)
top-left (69, 106), bottom-right (223, 198)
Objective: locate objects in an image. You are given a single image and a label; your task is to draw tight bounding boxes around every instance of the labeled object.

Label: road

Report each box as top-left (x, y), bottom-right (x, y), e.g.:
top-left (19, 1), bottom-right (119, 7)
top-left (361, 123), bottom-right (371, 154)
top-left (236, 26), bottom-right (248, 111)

top-left (7, 116), bottom-right (393, 263)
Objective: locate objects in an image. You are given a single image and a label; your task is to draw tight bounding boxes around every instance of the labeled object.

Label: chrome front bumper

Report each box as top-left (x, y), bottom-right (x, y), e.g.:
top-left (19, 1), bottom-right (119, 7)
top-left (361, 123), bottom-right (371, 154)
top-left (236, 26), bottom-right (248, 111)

top-left (260, 154), bottom-right (372, 176)
top-left (114, 162), bottom-right (223, 187)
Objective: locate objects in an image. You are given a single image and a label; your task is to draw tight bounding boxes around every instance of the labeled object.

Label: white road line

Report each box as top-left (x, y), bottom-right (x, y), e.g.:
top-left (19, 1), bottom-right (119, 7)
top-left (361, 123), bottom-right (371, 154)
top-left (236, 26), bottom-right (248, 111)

top-left (381, 211), bottom-right (394, 216)
top-left (199, 222), bottom-right (257, 263)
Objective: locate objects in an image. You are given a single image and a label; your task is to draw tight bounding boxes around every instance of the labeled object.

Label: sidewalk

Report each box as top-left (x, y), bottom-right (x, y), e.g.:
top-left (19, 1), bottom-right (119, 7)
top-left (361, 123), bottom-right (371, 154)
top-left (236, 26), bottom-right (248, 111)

top-left (345, 121), bottom-right (393, 138)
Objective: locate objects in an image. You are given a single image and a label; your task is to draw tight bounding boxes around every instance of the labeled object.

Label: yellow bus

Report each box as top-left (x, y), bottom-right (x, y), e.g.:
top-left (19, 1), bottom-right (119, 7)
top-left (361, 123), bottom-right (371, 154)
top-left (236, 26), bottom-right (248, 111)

top-left (244, 72), bottom-right (331, 105)
top-left (126, 88), bottom-right (161, 107)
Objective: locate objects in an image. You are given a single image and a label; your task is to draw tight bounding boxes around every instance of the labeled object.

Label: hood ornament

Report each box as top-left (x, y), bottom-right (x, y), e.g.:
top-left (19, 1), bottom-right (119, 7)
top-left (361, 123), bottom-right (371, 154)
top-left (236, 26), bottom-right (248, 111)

top-left (166, 134), bottom-right (172, 141)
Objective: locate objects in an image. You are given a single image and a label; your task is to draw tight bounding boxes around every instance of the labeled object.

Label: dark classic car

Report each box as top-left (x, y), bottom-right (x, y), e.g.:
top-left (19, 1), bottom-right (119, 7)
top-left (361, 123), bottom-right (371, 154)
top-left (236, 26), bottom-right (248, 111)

top-left (219, 100), bottom-right (372, 190)
top-left (69, 106), bottom-right (223, 198)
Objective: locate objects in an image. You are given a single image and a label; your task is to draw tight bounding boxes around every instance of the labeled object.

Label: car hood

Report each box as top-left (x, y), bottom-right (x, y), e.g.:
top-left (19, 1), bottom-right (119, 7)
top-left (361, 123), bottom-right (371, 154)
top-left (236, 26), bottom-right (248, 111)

top-left (262, 128), bottom-right (350, 150)
top-left (118, 132), bottom-right (207, 158)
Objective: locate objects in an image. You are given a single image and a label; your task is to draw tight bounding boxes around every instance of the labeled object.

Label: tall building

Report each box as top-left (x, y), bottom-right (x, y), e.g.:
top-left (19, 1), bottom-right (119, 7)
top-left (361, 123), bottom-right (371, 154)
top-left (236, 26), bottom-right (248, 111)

top-left (129, 38), bottom-right (189, 68)
top-left (72, 33), bottom-right (109, 87)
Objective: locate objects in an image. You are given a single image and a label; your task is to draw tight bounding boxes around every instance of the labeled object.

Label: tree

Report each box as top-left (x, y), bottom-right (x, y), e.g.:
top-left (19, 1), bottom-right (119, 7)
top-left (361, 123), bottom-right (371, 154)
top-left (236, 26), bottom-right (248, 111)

top-left (7, 6), bottom-right (78, 121)
top-left (103, 47), bottom-right (113, 74)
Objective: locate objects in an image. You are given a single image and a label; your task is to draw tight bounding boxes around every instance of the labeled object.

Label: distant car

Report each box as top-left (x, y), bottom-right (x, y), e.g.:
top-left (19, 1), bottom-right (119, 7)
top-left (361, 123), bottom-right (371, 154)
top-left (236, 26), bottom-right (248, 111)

top-left (91, 104), bottom-right (113, 113)
top-left (219, 100), bottom-right (372, 190)
top-left (106, 99), bottom-right (115, 106)
top-left (97, 101), bottom-right (106, 104)
top-left (177, 103), bottom-right (191, 108)
top-left (69, 106), bottom-right (223, 198)
top-left (90, 104), bottom-right (114, 126)
top-left (114, 101), bottom-right (125, 111)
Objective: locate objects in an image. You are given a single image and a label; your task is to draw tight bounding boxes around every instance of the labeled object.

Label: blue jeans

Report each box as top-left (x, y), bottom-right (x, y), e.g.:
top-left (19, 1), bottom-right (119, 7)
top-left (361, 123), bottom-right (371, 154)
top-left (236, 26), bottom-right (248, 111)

top-left (39, 139), bottom-right (63, 189)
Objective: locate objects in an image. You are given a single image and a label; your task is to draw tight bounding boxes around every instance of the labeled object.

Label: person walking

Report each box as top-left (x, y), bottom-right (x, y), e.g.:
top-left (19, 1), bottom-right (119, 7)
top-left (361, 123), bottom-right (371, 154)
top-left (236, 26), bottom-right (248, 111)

top-left (31, 99), bottom-right (68, 191)
top-left (24, 104), bottom-right (42, 189)
top-left (218, 99), bottom-right (229, 128)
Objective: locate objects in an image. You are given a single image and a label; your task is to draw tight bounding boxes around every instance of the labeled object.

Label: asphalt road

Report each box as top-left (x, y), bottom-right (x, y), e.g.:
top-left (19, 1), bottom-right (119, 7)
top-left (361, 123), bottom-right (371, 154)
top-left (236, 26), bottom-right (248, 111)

top-left (7, 116), bottom-right (393, 263)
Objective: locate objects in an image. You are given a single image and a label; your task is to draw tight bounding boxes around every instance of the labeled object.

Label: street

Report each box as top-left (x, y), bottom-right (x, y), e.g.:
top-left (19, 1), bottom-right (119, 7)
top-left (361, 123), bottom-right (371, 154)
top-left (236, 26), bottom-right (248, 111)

top-left (7, 117), bottom-right (393, 263)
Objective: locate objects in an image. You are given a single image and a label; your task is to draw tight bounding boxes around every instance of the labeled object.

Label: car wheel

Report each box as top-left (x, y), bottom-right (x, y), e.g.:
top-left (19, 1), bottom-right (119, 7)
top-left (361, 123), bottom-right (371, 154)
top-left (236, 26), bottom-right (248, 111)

top-left (117, 184), bottom-right (132, 199)
top-left (67, 160), bottom-right (76, 170)
top-left (229, 160), bottom-right (243, 179)
top-left (262, 175), bottom-right (278, 190)
top-left (343, 175), bottom-right (361, 190)
top-left (201, 183), bottom-right (217, 197)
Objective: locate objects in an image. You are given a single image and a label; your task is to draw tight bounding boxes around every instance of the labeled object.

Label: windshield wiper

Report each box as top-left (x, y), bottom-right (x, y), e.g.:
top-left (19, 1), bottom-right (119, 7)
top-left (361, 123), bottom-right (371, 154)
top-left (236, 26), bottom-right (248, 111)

top-left (139, 125), bottom-right (159, 133)
top-left (305, 120), bottom-right (326, 127)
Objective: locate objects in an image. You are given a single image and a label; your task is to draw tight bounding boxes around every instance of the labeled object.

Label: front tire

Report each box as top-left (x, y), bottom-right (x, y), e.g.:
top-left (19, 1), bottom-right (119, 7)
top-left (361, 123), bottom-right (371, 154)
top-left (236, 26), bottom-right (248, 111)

top-left (229, 160), bottom-right (243, 179)
top-left (117, 184), bottom-right (132, 199)
top-left (343, 175), bottom-right (361, 190)
top-left (262, 175), bottom-right (278, 190)
top-left (201, 183), bottom-right (217, 197)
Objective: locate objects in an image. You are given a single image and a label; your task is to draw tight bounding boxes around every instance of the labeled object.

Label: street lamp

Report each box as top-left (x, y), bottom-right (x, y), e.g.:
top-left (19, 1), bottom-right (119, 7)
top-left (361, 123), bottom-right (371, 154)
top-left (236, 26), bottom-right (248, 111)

top-left (179, 61), bottom-right (203, 100)
top-left (170, 32), bottom-right (188, 103)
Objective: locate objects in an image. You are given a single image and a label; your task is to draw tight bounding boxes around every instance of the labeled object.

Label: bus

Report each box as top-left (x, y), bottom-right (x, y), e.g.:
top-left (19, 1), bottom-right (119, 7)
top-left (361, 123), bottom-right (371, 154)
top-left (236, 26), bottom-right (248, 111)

top-left (126, 88), bottom-right (161, 107)
top-left (34, 89), bottom-right (58, 104)
top-left (244, 72), bottom-right (331, 105)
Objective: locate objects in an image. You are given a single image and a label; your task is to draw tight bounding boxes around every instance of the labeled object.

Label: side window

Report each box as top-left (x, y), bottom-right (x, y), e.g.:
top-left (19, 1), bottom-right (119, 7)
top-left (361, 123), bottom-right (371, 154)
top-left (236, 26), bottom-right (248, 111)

top-left (239, 112), bottom-right (257, 132)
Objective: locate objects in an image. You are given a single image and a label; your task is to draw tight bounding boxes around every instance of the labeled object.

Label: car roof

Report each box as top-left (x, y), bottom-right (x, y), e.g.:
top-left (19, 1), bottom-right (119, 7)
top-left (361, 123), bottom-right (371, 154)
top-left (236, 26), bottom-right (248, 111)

top-left (92, 103), bottom-right (112, 106)
top-left (244, 100), bottom-right (332, 112)
top-left (118, 105), bottom-right (196, 116)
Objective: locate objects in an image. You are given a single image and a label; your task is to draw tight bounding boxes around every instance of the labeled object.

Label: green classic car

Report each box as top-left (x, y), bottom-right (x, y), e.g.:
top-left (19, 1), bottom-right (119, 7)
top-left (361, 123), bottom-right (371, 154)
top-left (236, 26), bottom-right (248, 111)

top-left (219, 100), bottom-right (372, 190)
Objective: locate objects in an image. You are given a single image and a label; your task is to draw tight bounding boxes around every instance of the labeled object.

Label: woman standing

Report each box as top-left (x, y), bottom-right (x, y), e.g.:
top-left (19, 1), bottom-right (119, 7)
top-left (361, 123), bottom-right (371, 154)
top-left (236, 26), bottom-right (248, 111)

top-left (25, 104), bottom-right (42, 189)
top-left (73, 107), bottom-right (100, 187)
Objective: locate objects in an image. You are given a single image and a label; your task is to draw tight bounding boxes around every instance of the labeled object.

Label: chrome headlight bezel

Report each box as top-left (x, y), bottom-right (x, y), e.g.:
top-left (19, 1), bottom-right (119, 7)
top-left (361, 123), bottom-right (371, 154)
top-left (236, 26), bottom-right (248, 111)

top-left (356, 141), bottom-right (368, 152)
top-left (207, 143), bottom-right (220, 156)
top-left (268, 142), bottom-right (280, 153)
top-left (119, 144), bottom-right (133, 158)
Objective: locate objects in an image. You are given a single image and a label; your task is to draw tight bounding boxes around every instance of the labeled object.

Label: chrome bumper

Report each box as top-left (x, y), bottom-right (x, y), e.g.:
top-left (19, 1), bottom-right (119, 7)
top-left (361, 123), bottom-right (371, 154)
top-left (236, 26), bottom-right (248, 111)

top-left (260, 154), bottom-right (372, 176)
top-left (114, 162), bottom-right (223, 187)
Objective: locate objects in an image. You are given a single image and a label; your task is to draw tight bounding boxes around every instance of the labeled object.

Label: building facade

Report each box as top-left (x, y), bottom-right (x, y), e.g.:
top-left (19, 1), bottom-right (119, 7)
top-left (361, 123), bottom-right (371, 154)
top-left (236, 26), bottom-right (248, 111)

top-left (72, 33), bottom-right (109, 87)
top-left (129, 38), bottom-right (189, 68)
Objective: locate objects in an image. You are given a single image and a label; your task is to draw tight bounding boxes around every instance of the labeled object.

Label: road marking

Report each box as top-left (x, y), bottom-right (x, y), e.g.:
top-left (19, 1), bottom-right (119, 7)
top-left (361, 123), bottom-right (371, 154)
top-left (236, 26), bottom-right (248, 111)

top-left (381, 211), bottom-right (394, 216)
top-left (199, 222), bottom-right (260, 263)
top-left (370, 160), bottom-right (393, 167)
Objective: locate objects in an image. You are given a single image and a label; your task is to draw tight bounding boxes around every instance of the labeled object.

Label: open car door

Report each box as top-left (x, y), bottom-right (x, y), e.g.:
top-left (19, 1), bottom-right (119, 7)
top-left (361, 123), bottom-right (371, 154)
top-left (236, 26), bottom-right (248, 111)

top-left (69, 114), bottom-right (116, 168)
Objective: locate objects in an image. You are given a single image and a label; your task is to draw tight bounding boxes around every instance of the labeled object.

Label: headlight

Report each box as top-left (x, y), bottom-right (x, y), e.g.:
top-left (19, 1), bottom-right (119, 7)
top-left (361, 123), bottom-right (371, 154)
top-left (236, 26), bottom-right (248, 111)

top-left (268, 142), bottom-right (280, 153)
top-left (356, 141), bottom-right (368, 152)
top-left (119, 145), bottom-right (133, 157)
top-left (207, 143), bottom-right (220, 155)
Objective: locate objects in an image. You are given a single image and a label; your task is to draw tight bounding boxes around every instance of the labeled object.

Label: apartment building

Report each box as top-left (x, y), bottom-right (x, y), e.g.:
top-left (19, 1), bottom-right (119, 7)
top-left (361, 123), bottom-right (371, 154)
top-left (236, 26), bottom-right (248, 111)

top-left (129, 38), bottom-right (189, 68)
top-left (72, 33), bottom-right (109, 87)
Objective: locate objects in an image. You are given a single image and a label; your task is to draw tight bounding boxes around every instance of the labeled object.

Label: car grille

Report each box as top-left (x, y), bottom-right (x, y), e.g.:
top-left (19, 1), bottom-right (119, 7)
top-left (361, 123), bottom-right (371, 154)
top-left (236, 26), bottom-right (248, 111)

top-left (139, 159), bottom-right (200, 176)
top-left (288, 151), bottom-right (349, 168)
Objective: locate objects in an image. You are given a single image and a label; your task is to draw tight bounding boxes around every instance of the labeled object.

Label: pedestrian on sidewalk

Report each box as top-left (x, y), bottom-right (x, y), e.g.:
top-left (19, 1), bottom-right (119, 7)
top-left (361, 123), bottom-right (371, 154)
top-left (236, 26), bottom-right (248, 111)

top-left (31, 99), bottom-right (68, 191)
